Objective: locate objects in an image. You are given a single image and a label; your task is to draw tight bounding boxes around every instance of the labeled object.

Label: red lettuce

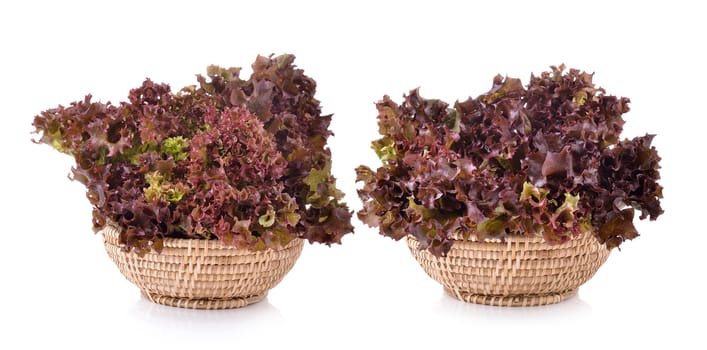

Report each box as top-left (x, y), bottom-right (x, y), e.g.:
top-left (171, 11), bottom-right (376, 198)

top-left (357, 65), bottom-right (663, 256)
top-left (33, 54), bottom-right (354, 255)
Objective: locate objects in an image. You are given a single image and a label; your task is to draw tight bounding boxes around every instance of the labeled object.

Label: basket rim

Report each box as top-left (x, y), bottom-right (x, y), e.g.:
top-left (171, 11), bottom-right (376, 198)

top-left (101, 223), bottom-right (303, 252)
top-left (414, 230), bottom-right (599, 244)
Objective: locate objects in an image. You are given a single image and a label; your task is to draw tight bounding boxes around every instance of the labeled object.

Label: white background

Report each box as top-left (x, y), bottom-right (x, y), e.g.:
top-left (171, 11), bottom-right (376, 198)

top-left (1, 1), bottom-right (704, 349)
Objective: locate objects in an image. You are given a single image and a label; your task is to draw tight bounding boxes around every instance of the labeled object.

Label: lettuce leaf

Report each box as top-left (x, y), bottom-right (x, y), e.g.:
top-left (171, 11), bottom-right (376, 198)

top-left (357, 65), bottom-right (663, 256)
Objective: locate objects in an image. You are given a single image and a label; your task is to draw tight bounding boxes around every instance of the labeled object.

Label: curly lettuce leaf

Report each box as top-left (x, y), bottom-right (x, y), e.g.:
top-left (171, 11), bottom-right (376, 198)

top-left (356, 66), bottom-right (663, 256)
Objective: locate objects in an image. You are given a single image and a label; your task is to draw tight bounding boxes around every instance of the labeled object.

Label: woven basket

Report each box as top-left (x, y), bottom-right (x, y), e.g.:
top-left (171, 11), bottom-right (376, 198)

top-left (407, 233), bottom-right (610, 307)
top-left (103, 225), bottom-right (304, 309)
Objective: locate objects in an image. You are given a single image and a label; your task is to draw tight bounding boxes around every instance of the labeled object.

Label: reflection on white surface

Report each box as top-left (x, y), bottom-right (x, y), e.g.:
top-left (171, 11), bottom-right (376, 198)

top-left (126, 294), bottom-right (287, 342)
top-left (435, 292), bottom-right (593, 322)
top-left (130, 294), bottom-right (284, 324)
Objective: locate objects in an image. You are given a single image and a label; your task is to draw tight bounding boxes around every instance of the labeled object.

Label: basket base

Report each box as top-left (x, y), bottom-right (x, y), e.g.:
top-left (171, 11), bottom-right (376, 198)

top-left (142, 292), bottom-right (267, 310)
top-left (444, 287), bottom-right (577, 307)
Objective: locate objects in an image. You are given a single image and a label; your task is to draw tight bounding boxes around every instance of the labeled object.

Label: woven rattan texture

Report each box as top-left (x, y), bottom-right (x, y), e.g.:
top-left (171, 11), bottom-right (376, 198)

top-left (408, 233), bottom-right (609, 306)
top-left (103, 225), bottom-right (303, 309)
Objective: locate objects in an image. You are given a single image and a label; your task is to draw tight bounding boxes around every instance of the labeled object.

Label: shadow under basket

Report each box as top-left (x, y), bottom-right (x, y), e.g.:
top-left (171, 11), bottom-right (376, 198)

top-left (103, 225), bottom-right (304, 310)
top-left (407, 233), bottom-right (610, 307)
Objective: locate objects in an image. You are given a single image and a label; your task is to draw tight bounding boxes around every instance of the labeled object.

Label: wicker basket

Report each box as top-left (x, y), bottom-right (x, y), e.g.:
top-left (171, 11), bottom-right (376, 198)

top-left (407, 233), bottom-right (610, 307)
top-left (103, 225), bottom-right (304, 309)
